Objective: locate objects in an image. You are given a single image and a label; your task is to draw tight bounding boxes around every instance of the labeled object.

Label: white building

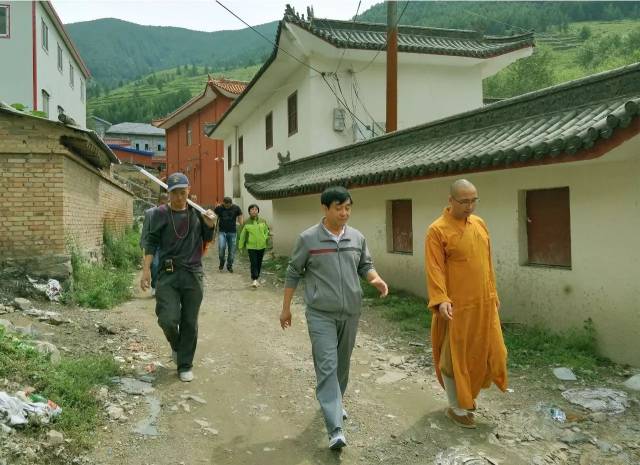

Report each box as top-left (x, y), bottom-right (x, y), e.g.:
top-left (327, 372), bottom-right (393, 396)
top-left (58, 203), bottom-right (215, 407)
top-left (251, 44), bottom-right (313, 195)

top-left (244, 63), bottom-right (640, 366)
top-left (105, 122), bottom-right (166, 155)
top-left (0, 1), bottom-right (89, 128)
top-left (206, 6), bottom-right (534, 220)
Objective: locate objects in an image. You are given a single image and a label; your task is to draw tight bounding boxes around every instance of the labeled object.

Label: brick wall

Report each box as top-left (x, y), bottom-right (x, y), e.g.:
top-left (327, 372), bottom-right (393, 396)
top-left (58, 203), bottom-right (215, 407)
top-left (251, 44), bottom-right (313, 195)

top-left (0, 112), bottom-right (133, 278)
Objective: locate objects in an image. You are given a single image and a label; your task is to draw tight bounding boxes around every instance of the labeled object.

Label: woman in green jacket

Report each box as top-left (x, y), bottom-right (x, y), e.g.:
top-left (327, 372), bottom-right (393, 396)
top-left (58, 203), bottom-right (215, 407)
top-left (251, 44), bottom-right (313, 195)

top-left (238, 204), bottom-right (270, 287)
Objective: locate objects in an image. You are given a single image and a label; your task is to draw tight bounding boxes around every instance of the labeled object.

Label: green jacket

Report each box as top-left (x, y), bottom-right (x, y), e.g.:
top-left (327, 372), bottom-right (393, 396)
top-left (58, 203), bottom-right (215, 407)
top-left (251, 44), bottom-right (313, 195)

top-left (238, 217), bottom-right (270, 250)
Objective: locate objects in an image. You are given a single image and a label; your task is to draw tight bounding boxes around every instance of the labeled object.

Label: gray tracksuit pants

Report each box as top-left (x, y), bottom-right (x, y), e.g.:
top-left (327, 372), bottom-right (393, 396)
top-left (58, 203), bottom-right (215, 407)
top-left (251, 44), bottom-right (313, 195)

top-left (306, 309), bottom-right (359, 435)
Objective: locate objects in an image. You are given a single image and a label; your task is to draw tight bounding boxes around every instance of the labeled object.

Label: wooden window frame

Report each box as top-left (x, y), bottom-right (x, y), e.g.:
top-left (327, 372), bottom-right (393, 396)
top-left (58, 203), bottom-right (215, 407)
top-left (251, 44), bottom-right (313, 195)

top-left (387, 199), bottom-right (413, 254)
top-left (0, 5), bottom-right (10, 39)
top-left (287, 91), bottom-right (298, 136)
top-left (524, 187), bottom-right (572, 268)
top-left (265, 112), bottom-right (273, 149)
top-left (238, 136), bottom-right (244, 164)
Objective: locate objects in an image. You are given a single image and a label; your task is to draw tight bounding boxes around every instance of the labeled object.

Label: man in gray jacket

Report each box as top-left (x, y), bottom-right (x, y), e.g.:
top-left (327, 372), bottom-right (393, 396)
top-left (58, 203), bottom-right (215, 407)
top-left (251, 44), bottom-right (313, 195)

top-left (280, 186), bottom-right (388, 450)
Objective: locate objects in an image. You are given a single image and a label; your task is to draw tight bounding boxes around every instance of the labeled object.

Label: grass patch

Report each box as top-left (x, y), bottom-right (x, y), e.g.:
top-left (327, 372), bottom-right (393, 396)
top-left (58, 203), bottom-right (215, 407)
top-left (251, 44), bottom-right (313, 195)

top-left (65, 227), bottom-right (141, 309)
top-left (261, 254), bottom-right (289, 281)
top-left (503, 318), bottom-right (610, 374)
top-left (362, 280), bottom-right (431, 334)
top-left (0, 327), bottom-right (120, 448)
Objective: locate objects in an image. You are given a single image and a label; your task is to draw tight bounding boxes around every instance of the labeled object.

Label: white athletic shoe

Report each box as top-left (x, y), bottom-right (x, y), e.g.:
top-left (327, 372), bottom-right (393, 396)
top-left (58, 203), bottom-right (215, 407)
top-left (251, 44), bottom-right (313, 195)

top-left (179, 370), bottom-right (194, 382)
top-left (329, 428), bottom-right (346, 450)
top-left (150, 288), bottom-right (156, 297)
top-left (252, 280), bottom-right (258, 288)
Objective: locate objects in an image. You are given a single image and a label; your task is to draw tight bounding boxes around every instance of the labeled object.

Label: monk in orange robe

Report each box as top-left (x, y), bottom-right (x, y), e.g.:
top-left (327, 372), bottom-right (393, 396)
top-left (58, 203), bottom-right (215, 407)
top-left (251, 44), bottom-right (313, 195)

top-left (425, 179), bottom-right (508, 429)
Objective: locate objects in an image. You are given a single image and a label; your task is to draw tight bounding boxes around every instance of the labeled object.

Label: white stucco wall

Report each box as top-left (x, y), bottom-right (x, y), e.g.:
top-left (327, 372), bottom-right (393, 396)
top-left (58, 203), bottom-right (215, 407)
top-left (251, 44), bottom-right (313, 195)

top-left (0, 1), bottom-right (33, 108)
top-left (36, 2), bottom-right (87, 128)
top-left (269, 138), bottom-right (640, 366)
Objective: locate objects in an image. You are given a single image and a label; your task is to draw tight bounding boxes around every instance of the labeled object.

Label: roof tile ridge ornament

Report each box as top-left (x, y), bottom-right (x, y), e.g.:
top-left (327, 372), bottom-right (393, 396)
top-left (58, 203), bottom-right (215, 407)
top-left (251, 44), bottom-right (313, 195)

top-left (277, 150), bottom-right (291, 166)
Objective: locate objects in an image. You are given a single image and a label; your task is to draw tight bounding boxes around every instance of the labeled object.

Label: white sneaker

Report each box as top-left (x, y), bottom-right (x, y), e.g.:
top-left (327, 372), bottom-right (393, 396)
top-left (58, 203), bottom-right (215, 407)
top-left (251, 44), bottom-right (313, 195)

top-left (329, 428), bottom-right (346, 450)
top-left (151, 288), bottom-right (156, 297)
top-left (252, 280), bottom-right (258, 288)
top-left (179, 370), bottom-right (194, 382)
top-left (171, 350), bottom-right (177, 364)
top-left (342, 408), bottom-right (348, 420)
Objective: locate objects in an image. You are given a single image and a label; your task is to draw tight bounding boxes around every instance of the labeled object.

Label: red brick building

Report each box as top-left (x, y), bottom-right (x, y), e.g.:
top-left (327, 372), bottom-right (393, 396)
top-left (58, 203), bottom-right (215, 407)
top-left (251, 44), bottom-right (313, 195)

top-left (153, 78), bottom-right (246, 208)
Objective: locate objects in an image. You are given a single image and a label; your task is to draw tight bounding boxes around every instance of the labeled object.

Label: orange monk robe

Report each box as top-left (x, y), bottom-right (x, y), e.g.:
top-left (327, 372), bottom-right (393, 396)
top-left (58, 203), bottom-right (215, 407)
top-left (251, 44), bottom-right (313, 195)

top-left (425, 207), bottom-right (508, 410)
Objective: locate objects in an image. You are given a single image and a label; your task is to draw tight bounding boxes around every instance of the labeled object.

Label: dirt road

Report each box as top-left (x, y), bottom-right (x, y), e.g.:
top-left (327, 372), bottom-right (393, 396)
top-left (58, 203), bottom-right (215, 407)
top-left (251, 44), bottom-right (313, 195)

top-left (88, 256), bottom-right (639, 465)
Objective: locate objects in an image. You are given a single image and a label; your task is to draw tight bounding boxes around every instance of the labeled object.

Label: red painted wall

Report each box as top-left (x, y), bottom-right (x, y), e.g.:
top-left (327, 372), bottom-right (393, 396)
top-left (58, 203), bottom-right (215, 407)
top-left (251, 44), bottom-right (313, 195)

top-left (164, 92), bottom-right (231, 208)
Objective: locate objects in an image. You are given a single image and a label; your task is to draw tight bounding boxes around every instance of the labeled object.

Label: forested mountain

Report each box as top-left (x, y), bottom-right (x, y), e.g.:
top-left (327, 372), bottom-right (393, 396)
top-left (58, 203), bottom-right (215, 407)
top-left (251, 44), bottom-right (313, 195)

top-left (65, 18), bottom-right (277, 88)
top-left (357, 1), bottom-right (640, 35)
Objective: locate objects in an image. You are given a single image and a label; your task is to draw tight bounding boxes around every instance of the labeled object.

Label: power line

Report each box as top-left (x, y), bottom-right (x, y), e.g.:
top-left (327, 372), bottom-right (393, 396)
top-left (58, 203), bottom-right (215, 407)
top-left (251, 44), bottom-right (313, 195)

top-left (335, 1), bottom-right (362, 74)
top-left (215, 0), bottom-right (372, 133)
top-left (215, 0), bottom-right (323, 75)
top-left (353, 0), bottom-right (410, 74)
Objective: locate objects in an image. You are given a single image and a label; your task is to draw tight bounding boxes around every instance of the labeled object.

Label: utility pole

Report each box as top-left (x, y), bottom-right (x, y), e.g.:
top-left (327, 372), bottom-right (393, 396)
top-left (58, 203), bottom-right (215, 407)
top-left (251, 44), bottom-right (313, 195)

top-left (386, 0), bottom-right (398, 133)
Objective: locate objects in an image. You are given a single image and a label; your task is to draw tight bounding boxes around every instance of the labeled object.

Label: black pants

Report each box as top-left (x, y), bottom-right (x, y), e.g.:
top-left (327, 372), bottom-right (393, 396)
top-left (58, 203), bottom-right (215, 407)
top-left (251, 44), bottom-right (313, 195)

top-left (248, 248), bottom-right (265, 280)
top-left (155, 269), bottom-right (203, 372)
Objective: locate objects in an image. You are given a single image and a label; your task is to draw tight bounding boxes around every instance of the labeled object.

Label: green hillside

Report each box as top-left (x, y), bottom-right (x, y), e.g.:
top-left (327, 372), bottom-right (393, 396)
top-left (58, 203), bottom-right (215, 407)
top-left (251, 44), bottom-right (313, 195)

top-left (88, 64), bottom-right (261, 124)
top-left (65, 18), bottom-right (277, 88)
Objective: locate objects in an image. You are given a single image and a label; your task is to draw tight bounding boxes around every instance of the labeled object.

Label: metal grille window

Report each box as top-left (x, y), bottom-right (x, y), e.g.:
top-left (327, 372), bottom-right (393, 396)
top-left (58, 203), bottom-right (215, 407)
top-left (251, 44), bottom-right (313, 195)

top-left (525, 187), bottom-right (572, 268)
top-left (265, 112), bottom-right (273, 149)
top-left (0, 5), bottom-right (9, 38)
top-left (288, 91), bottom-right (297, 136)
top-left (41, 19), bottom-right (48, 51)
top-left (238, 136), bottom-right (244, 164)
top-left (57, 44), bottom-right (62, 71)
top-left (388, 199), bottom-right (413, 254)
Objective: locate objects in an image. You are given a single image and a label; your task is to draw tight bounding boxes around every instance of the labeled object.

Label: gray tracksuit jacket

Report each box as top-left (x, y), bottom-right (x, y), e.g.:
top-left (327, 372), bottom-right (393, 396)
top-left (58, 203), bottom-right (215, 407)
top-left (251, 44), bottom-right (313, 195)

top-left (285, 222), bottom-right (375, 317)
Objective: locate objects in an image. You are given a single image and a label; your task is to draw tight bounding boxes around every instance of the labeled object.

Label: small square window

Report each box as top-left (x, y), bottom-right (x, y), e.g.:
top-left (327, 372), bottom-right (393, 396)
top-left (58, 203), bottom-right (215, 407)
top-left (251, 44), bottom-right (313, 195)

top-left (387, 199), bottom-right (413, 254)
top-left (524, 187), bottom-right (571, 268)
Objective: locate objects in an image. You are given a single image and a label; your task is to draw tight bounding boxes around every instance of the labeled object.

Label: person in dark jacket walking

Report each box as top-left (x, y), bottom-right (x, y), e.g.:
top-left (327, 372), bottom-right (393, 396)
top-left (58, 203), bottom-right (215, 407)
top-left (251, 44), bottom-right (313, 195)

top-left (238, 204), bottom-right (270, 288)
top-left (279, 186), bottom-right (388, 450)
top-left (140, 173), bottom-right (215, 382)
top-left (214, 197), bottom-right (243, 272)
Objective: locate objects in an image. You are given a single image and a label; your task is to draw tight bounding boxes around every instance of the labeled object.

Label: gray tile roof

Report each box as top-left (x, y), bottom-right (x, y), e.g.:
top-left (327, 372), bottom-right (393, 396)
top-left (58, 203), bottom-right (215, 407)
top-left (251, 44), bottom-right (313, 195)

top-left (106, 122), bottom-right (165, 136)
top-left (245, 62), bottom-right (640, 200)
top-left (290, 11), bottom-right (534, 58)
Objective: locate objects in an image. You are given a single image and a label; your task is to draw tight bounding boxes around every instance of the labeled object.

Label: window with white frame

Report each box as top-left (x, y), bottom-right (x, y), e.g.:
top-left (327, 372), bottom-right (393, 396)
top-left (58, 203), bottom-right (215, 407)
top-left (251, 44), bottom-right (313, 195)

top-left (57, 43), bottom-right (62, 72)
top-left (41, 19), bottom-right (48, 51)
top-left (80, 79), bottom-right (85, 102)
top-left (0, 5), bottom-right (10, 38)
top-left (41, 90), bottom-right (50, 118)
top-left (69, 64), bottom-right (74, 88)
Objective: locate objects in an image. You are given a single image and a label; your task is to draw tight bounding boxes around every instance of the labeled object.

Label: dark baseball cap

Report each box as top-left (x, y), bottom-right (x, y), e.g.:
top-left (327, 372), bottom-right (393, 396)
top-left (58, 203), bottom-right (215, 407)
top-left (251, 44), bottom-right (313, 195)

top-left (167, 172), bottom-right (189, 192)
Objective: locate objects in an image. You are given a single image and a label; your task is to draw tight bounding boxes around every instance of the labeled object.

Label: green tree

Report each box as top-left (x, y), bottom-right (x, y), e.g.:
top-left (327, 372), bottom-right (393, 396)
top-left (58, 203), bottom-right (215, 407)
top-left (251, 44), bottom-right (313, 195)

top-left (484, 46), bottom-right (555, 98)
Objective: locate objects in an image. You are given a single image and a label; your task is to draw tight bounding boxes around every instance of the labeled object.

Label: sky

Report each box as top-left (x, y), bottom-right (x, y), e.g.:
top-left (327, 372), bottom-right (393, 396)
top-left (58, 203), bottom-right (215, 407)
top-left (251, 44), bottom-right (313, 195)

top-left (51, 0), bottom-right (381, 32)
